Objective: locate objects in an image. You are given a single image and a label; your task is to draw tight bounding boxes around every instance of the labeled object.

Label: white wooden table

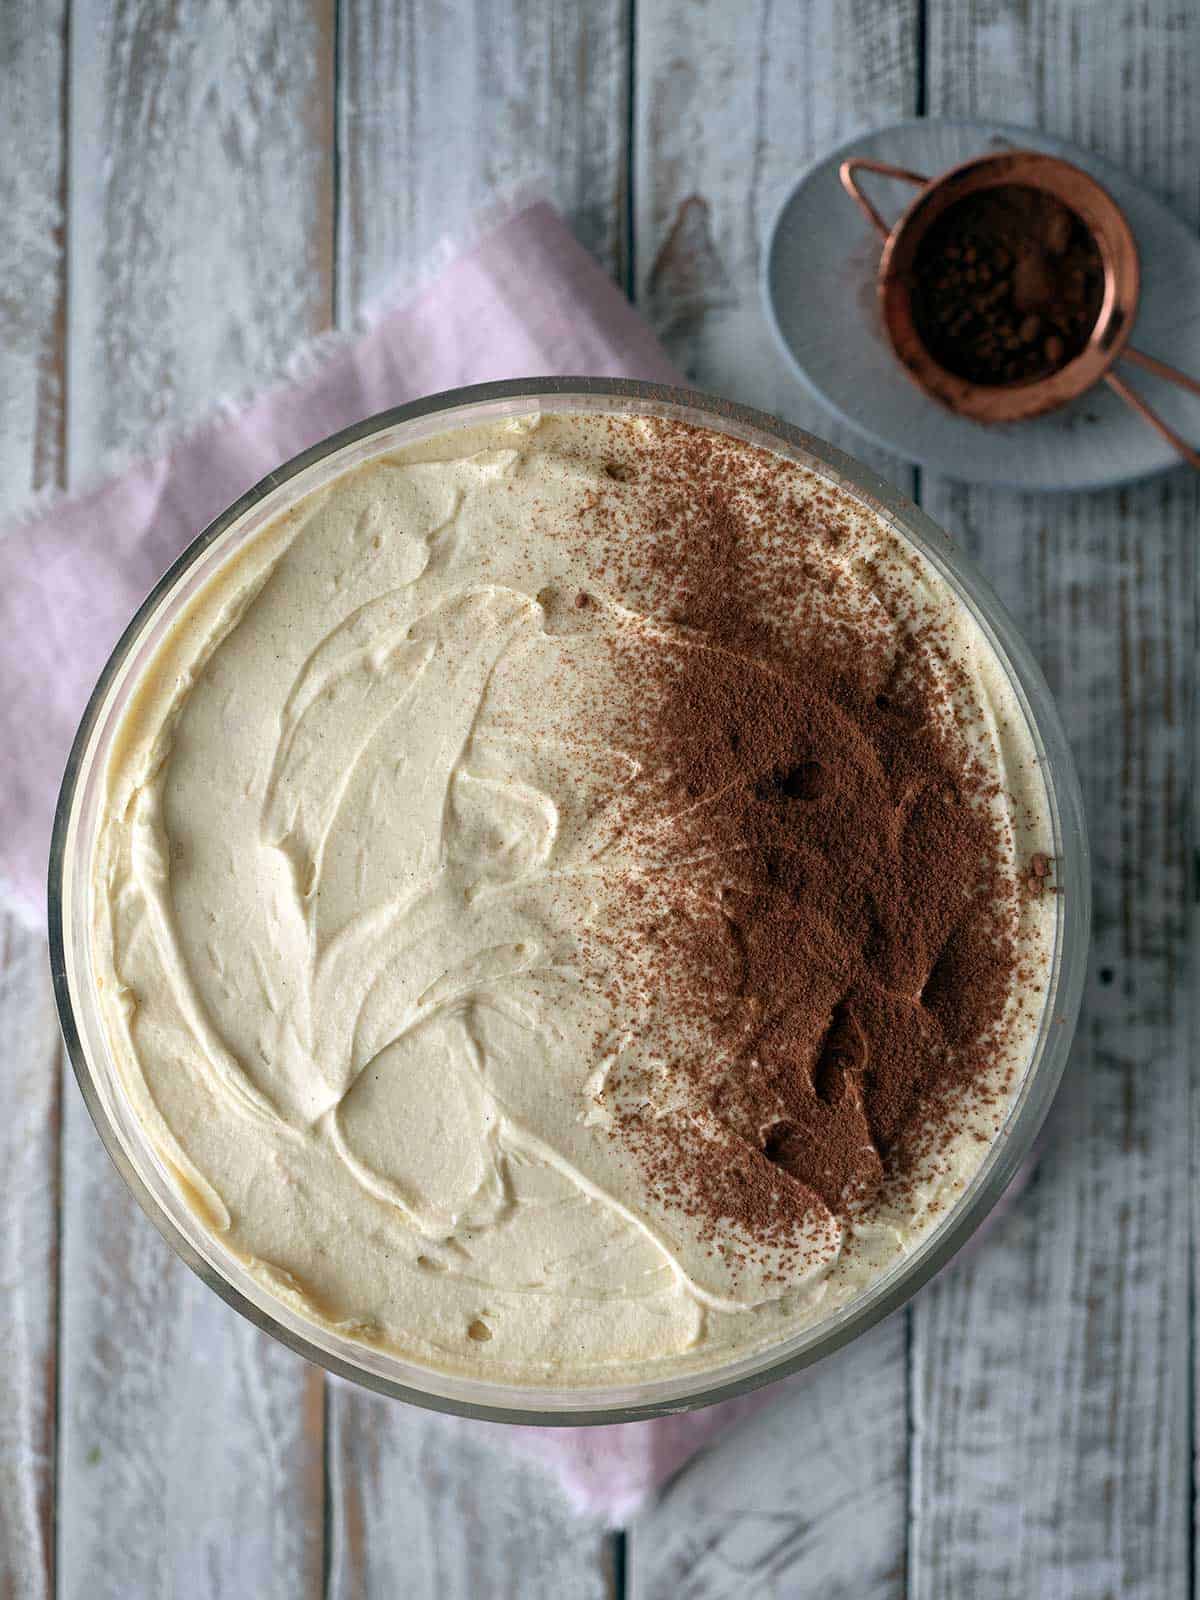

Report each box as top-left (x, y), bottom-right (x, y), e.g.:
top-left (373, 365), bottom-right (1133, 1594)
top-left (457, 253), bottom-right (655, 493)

top-left (2, 3), bottom-right (1195, 1595)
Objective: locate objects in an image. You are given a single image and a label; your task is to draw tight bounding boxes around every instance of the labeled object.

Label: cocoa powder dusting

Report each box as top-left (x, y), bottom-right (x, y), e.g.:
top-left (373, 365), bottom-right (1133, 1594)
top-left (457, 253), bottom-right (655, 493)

top-left (568, 419), bottom-right (1024, 1265)
top-left (909, 184), bottom-right (1104, 386)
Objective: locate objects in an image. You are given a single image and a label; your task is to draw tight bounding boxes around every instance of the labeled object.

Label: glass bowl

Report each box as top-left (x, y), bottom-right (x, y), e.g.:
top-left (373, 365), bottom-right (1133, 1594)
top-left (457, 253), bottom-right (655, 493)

top-left (48, 378), bottom-right (1090, 1425)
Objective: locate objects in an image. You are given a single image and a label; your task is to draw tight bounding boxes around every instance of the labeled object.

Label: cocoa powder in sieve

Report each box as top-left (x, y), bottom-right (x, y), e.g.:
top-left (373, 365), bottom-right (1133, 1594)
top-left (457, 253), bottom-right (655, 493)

top-left (909, 184), bottom-right (1105, 387)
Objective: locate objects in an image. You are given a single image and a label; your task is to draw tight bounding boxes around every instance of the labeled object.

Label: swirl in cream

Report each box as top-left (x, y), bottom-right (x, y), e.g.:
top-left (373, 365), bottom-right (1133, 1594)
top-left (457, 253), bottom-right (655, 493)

top-left (90, 413), bottom-right (1054, 1384)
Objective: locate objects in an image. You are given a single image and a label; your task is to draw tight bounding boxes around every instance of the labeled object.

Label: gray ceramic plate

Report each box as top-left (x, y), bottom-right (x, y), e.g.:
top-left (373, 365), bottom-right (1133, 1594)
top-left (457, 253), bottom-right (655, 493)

top-left (764, 118), bottom-right (1200, 490)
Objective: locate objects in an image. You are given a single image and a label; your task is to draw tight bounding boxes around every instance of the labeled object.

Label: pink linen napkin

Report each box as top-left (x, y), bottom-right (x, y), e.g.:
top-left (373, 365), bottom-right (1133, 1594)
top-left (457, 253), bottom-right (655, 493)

top-left (498, 1386), bottom-right (778, 1523)
top-left (0, 196), bottom-right (768, 1522)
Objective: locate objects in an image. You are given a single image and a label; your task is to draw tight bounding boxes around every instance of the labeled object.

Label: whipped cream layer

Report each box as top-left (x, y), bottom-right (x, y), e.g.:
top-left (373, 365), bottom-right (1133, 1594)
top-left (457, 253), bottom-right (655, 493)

top-left (89, 412), bottom-right (1055, 1387)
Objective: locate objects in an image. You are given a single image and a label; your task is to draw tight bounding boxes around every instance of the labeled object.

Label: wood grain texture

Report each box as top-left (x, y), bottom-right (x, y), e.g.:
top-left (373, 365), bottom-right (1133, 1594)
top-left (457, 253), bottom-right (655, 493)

top-left (67, 0), bottom-right (335, 469)
top-left (0, 7), bottom-right (67, 1597)
top-left (630, 3), bottom-right (916, 1594)
top-left (326, 4), bottom-right (627, 1594)
top-left (633, 0), bottom-right (918, 478)
top-left (336, 0), bottom-right (630, 321)
top-left (910, 4), bottom-right (1199, 1596)
top-left (0, 922), bottom-right (60, 1600)
top-left (328, 1394), bottom-right (614, 1600)
top-left (57, 3), bottom-right (334, 1596)
top-left (629, 1323), bottom-right (908, 1600)
top-left (0, 0), bottom-right (67, 501)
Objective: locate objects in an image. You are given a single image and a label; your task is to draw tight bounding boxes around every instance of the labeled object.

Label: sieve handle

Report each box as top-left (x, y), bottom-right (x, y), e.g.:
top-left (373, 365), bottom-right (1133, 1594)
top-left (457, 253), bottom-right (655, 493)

top-left (838, 158), bottom-right (930, 241)
top-left (1106, 347), bottom-right (1200, 472)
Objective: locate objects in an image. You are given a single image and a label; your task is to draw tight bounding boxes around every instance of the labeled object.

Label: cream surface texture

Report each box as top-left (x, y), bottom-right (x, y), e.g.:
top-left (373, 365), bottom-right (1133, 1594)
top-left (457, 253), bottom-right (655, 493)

top-left (88, 412), bottom-right (1055, 1389)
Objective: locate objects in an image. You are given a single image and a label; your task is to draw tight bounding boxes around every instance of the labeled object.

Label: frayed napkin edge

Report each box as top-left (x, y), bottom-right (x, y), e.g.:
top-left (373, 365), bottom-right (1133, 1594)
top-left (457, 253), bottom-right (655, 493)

top-left (2, 177), bottom-right (555, 537)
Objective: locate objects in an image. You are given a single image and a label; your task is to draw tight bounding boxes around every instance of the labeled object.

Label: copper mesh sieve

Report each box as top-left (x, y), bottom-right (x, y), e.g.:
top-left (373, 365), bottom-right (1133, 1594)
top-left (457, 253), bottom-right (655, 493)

top-left (840, 149), bottom-right (1200, 470)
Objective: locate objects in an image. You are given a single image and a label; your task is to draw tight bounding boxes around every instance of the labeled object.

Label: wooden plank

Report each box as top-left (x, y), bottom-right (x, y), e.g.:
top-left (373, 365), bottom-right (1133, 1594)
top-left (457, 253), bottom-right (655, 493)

top-left (626, 1323), bottom-right (908, 1600)
top-left (0, 0), bottom-right (67, 500)
top-left (0, 920), bottom-right (60, 1600)
top-left (336, 0), bottom-right (630, 321)
top-left (57, 3), bottom-right (334, 1596)
top-left (328, 1396), bottom-right (615, 1600)
top-left (66, 0), bottom-right (336, 467)
top-left (327, 6), bottom-right (627, 1594)
top-left (0, 5), bottom-right (67, 1597)
top-left (633, 0), bottom-right (920, 478)
top-left (910, 5), bottom-right (1198, 1597)
top-left (630, 3), bottom-right (918, 1594)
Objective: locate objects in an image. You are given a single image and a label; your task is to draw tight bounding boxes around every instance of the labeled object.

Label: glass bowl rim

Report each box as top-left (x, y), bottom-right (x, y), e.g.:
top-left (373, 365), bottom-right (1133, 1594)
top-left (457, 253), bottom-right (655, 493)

top-left (47, 376), bottom-right (1091, 1425)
